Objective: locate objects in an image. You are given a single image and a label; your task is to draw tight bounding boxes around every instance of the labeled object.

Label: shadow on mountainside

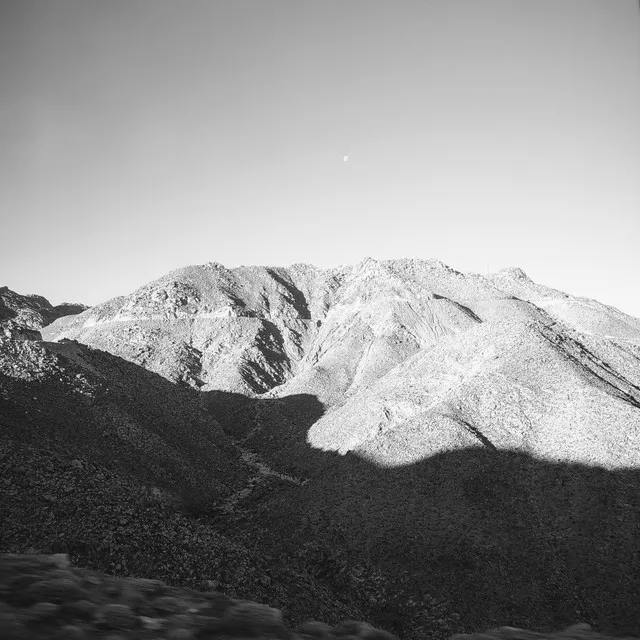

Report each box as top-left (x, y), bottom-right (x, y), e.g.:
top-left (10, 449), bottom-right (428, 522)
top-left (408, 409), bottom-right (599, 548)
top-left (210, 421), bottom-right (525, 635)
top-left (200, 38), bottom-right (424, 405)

top-left (0, 339), bottom-right (250, 507)
top-left (202, 390), bottom-right (640, 637)
top-left (0, 342), bottom-right (364, 625)
top-left (2, 342), bottom-right (640, 637)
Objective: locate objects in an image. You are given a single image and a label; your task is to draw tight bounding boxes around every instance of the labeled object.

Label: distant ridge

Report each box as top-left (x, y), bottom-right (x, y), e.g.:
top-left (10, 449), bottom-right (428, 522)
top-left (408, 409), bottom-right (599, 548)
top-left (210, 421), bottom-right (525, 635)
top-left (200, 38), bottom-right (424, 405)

top-left (0, 286), bottom-right (87, 340)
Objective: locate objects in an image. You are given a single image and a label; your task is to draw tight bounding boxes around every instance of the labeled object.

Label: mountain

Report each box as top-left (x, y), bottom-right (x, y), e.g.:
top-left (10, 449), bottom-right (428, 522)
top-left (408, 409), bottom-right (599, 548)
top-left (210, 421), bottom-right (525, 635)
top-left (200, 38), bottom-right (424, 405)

top-left (306, 299), bottom-right (640, 468)
top-left (43, 262), bottom-right (330, 393)
top-left (42, 258), bottom-right (640, 402)
top-left (42, 258), bottom-right (640, 470)
top-left (0, 323), bottom-right (377, 626)
top-left (0, 286), bottom-right (87, 340)
top-left (6, 259), bottom-right (640, 636)
top-left (0, 336), bottom-right (247, 504)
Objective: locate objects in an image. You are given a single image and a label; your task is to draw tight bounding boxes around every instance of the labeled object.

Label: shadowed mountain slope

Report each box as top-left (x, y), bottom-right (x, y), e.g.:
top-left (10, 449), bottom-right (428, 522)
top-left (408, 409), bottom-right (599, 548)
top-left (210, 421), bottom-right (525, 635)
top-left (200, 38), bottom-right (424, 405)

top-left (204, 392), bottom-right (640, 636)
top-left (0, 338), bottom-right (374, 625)
top-left (0, 337), bottom-right (248, 505)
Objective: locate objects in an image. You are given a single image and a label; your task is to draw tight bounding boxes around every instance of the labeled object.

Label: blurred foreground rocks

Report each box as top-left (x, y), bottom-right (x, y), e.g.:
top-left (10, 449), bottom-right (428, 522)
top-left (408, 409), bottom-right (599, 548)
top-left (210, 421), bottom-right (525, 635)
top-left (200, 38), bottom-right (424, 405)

top-left (1, 554), bottom-right (636, 640)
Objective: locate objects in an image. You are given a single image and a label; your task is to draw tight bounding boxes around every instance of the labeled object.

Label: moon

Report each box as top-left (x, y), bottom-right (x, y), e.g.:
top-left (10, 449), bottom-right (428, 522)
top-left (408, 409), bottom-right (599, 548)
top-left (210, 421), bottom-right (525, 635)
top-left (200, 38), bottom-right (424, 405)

top-left (343, 155), bottom-right (349, 162)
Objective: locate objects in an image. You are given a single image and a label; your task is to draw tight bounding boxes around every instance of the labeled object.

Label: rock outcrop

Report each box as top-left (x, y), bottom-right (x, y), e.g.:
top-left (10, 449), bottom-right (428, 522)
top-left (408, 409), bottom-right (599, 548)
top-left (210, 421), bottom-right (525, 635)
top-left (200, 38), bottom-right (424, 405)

top-left (43, 263), bottom-right (331, 393)
top-left (0, 286), bottom-right (86, 340)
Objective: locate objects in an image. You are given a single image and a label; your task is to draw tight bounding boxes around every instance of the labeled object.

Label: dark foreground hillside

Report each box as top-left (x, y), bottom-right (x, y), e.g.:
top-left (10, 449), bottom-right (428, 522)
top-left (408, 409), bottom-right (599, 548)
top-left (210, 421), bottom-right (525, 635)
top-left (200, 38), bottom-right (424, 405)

top-left (1, 554), bottom-right (631, 640)
top-left (0, 338), bottom-right (364, 626)
top-left (0, 552), bottom-right (392, 640)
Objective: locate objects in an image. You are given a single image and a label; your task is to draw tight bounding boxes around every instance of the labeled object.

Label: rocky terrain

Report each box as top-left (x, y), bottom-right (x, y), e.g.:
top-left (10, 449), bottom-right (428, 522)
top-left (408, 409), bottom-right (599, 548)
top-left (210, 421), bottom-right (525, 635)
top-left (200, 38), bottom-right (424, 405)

top-left (0, 287), bottom-right (86, 341)
top-left (0, 338), bottom-right (378, 627)
top-left (0, 552), bottom-right (397, 639)
top-left (4, 258), bottom-right (640, 638)
top-left (1, 554), bottom-right (630, 640)
top-left (42, 259), bottom-right (640, 408)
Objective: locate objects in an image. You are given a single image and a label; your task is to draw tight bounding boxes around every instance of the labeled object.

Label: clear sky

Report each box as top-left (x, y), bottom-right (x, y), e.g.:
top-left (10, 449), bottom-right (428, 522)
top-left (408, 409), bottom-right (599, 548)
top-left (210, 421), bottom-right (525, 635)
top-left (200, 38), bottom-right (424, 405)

top-left (1, 0), bottom-right (639, 316)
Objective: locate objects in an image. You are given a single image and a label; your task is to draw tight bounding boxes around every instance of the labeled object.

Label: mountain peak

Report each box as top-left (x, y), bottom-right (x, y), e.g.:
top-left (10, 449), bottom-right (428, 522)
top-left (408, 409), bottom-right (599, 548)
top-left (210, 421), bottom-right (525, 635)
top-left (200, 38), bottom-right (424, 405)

top-left (494, 266), bottom-right (530, 280)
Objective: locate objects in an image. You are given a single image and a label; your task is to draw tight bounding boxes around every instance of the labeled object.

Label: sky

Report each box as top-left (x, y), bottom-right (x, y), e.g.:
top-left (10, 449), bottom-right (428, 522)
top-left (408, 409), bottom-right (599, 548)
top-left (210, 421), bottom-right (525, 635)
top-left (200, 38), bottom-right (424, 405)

top-left (1, 0), bottom-right (639, 316)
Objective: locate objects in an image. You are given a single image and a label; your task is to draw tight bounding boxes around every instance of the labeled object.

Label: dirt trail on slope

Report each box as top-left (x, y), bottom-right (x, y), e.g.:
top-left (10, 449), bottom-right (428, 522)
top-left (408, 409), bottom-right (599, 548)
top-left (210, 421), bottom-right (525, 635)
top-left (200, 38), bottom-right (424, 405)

top-left (221, 443), bottom-right (308, 514)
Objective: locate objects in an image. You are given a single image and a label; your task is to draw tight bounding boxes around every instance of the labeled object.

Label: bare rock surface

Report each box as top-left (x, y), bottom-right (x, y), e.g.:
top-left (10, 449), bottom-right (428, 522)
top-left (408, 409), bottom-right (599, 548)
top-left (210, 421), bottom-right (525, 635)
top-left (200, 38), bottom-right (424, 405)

top-left (42, 263), bottom-right (331, 393)
top-left (306, 299), bottom-right (640, 468)
top-left (41, 259), bottom-right (640, 407)
top-left (0, 286), bottom-right (86, 340)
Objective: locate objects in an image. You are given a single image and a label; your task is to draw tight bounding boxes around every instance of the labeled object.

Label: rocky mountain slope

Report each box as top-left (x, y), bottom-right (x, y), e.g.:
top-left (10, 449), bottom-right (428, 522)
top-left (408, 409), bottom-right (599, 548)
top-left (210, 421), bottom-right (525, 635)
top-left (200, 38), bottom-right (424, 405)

top-left (0, 336), bottom-right (247, 505)
top-left (42, 258), bottom-right (640, 469)
top-left (42, 263), bottom-right (331, 393)
top-left (6, 258), bottom-right (640, 636)
top-left (0, 286), bottom-right (86, 340)
top-left (306, 299), bottom-right (640, 468)
top-left (43, 259), bottom-right (499, 397)
top-left (0, 334), bottom-right (382, 628)
top-left (42, 259), bottom-right (640, 403)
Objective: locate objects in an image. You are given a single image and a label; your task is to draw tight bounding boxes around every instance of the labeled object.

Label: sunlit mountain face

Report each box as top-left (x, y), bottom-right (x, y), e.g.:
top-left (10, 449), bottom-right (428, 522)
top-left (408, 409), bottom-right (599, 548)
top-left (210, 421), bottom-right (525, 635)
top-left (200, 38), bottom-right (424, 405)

top-left (42, 258), bottom-right (640, 468)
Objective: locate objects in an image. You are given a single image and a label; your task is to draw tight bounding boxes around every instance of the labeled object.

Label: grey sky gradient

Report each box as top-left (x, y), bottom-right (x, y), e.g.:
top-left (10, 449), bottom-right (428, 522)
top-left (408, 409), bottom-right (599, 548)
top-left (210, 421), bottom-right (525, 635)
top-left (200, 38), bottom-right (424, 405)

top-left (1, 0), bottom-right (639, 316)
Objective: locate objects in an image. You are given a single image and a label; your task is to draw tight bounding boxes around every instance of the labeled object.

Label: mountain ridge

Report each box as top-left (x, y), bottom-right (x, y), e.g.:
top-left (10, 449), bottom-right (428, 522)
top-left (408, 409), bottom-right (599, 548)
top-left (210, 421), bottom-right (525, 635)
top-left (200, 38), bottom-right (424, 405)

top-left (43, 257), bottom-right (639, 398)
top-left (0, 286), bottom-right (87, 340)
top-left (39, 258), bottom-right (640, 469)
top-left (4, 258), bottom-right (640, 636)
